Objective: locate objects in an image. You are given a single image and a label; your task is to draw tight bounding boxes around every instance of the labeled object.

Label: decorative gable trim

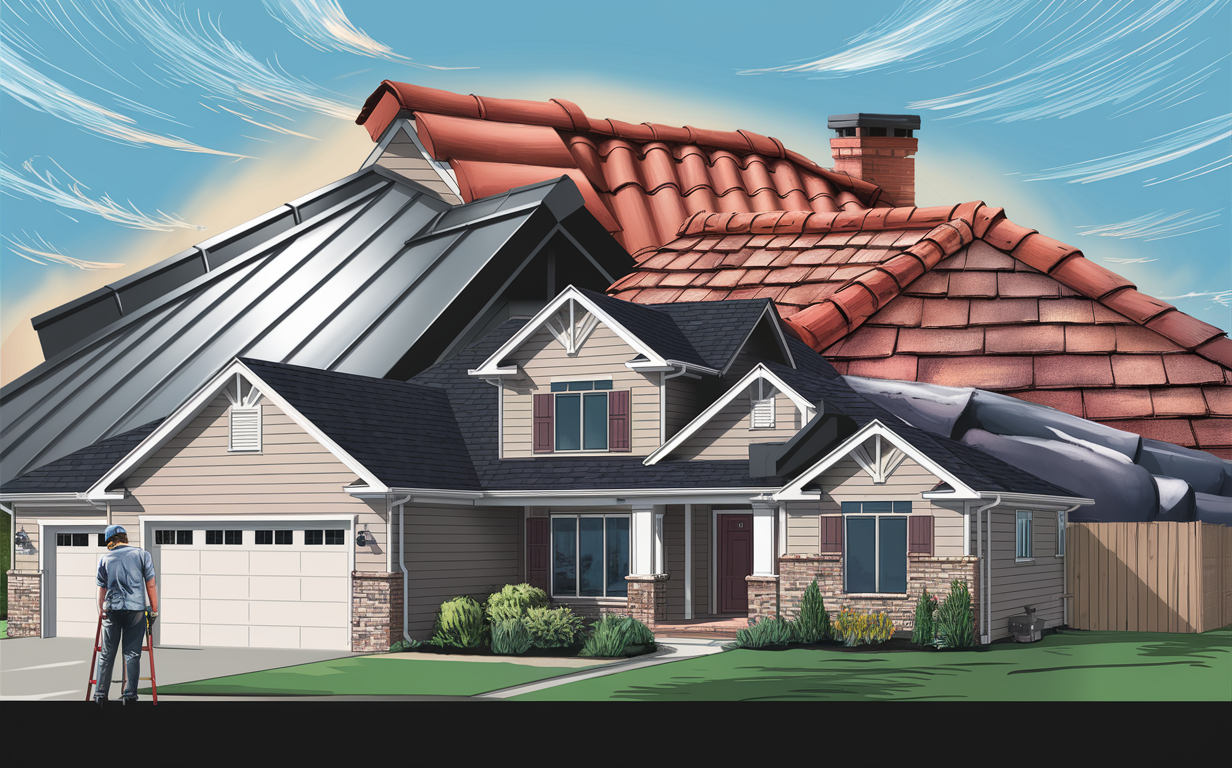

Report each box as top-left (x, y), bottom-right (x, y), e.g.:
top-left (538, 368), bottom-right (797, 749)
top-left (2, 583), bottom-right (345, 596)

top-left (468, 285), bottom-right (670, 377)
top-left (773, 419), bottom-right (978, 502)
top-left (86, 359), bottom-right (389, 500)
top-left (644, 364), bottom-right (815, 466)
top-left (850, 434), bottom-right (908, 485)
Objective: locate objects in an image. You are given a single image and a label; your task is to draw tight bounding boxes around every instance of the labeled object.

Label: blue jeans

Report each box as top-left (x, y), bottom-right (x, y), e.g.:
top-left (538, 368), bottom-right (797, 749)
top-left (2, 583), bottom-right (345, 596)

top-left (95, 610), bottom-right (146, 700)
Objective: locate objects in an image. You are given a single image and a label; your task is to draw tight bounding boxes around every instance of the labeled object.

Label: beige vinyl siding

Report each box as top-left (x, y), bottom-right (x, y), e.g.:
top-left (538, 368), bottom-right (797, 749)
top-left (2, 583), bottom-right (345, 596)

top-left (664, 505), bottom-right (684, 619)
top-left (501, 324), bottom-right (660, 457)
top-left (785, 456), bottom-right (963, 556)
top-left (123, 393), bottom-right (389, 573)
top-left (693, 505), bottom-right (711, 617)
top-left (375, 126), bottom-right (463, 205)
top-left (664, 378), bottom-right (697, 440)
top-left (673, 389), bottom-right (802, 461)
top-left (400, 503), bottom-right (521, 639)
top-left (784, 501), bottom-right (821, 556)
top-left (972, 508), bottom-right (1064, 641)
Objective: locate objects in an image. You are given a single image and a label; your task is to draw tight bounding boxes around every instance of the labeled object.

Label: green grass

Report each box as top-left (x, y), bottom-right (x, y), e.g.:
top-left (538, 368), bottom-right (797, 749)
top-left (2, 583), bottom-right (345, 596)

top-left (512, 627), bottom-right (1232, 701)
top-left (0, 619), bottom-right (7, 639)
top-left (139, 656), bottom-right (602, 697)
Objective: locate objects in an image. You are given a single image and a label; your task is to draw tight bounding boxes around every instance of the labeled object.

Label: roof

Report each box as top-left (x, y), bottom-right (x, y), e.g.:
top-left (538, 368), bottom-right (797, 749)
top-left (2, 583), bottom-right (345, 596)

top-left (1, 169), bottom-right (631, 485)
top-left (608, 206), bottom-right (1232, 458)
top-left (356, 81), bottom-right (887, 257)
top-left (0, 420), bottom-right (162, 495)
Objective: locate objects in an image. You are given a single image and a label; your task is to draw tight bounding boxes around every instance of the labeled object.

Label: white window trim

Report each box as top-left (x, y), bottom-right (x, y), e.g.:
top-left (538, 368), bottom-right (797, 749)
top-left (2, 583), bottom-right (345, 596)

top-left (549, 513), bottom-right (631, 599)
top-left (842, 509), bottom-right (910, 595)
top-left (552, 390), bottom-right (611, 452)
top-left (1016, 510), bottom-right (1034, 562)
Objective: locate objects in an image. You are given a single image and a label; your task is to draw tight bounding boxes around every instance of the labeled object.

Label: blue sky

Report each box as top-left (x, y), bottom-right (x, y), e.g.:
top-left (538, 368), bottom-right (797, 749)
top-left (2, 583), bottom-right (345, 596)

top-left (2, 0), bottom-right (1229, 385)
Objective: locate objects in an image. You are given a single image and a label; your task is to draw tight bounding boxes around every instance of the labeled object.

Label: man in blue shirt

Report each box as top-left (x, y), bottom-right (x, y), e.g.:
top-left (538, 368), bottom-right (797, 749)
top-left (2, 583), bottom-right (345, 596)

top-left (94, 525), bottom-right (159, 705)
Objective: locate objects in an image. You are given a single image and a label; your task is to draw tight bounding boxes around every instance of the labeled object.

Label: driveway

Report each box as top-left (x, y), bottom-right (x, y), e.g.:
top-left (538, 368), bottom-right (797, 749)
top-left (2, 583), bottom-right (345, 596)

top-left (0, 636), bottom-right (356, 701)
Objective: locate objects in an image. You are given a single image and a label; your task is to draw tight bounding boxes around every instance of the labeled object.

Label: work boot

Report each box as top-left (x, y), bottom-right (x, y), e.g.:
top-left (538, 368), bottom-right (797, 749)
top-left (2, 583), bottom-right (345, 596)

top-left (94, 697), bottom-right (107, 707)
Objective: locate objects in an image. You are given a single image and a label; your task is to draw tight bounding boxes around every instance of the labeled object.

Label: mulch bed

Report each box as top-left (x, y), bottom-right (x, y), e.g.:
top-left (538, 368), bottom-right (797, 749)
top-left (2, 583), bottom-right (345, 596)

top-left (398, 642), bottom-right (656, 659)
top-left (734, 636), bottom-right (990, 653)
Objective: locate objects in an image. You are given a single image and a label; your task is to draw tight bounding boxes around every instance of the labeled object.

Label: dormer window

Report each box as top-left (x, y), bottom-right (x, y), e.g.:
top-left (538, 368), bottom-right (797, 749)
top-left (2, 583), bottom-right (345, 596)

top-left (229, 407), bottom-right (261, 452)
top-left (534, 380), bottom-right (629, 453)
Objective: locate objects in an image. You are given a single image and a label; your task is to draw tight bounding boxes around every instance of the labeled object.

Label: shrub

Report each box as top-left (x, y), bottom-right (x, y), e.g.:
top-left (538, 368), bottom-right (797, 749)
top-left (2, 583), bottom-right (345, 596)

top-left (579, 615), bottom-right (656, 657)
top-left (486, 583), bottom-right (548, 623)
top-left (933, 579), bottom-right (975, 649)
top-left (912, 589), bottom-right (939, 646)
top-left (389, 638), bottom-right (421, 653)
top-left (832, 607), bottom-right (894, 647)
top-left (491, 618), bottom-right (534, 655)
top-left (429, 596), bottom-right (487, 649)
top-left (522, 606), bottom-right (586, 648)
top-left (795, 579), bottom-right (830, 645)
top-left (731, 616), bottom-right (797, 649)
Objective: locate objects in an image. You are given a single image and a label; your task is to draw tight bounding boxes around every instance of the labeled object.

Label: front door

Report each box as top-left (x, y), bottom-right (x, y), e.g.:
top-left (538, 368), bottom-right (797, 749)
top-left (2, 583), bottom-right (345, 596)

top-left (718, 514), bottom-right (753, 614)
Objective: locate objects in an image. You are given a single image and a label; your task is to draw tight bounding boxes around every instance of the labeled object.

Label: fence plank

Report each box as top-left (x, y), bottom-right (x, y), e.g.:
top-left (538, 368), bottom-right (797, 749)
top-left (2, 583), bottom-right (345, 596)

top-left (1125, 523), bottom-right (1139, 631)
top-left (1098, 522), bottom-right (1110, 631)
top-left (1075, 524), bottom-right (1088, 630)
top-left (1117, 523), bottom-right (1128, 631)
top-left (1163, 523), bottom-right (1176, 633)
top-left (1138, 522), bottom-right (1151, 632)
top-left (1146, 523), bottom-right (1158, 633)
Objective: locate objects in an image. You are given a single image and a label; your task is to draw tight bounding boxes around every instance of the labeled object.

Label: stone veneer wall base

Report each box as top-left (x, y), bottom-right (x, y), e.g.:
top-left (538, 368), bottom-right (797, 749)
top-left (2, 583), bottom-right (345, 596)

top-left (6, 571), bottom-right (42, 638)
top-left (625, 574), bottom-right (669, 628)
top-left (351, 571), bottom-right (404, 653)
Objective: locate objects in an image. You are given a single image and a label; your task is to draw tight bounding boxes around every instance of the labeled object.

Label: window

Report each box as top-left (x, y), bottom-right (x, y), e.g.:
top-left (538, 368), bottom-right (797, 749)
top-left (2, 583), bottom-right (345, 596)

top-left (256, 530), bottom-right (273, 545)
top-left (1057, 510), bottom-right (1066, 557)
top-left (229, 407), bottom-right (261, 452)
top-left (551, 381), bottom-right (612, 451)
top-left (325, 530), bottom-right (345, 545)
top-left (206, 530), bottom-right (242, 545)
top-left (1016, 511), bottom-right (1033, 560)
top-left (551, 515), bottom-right (630, 598)
top-left (57, 533), bottom-right (94, 546)
top-left (305, 530), bottom-right (323, 545)
top-left (155, 530), bottom-right (174, 545)
top-left (177, 530), bottom-right (192, 545)
top-left (842, 501), bottom-right (911, 593)
top-left (275, 530), bottom-right (292, 545)
top-left (98, 534), bottom-right (107, 547)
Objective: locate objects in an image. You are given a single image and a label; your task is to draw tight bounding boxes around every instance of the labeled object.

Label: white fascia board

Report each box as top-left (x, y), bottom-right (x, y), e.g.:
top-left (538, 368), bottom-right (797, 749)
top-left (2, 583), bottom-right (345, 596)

top-left (720, 304), bottom-right (796, 376)
top-left (87, 360), bottom-right (389, 500)
top-left (468, 286), bottom-right (668, 377)
top-left (964, 491), bottom-right (1094, 508)
top-left (36, 518), bottom-right (107, 526)
top-left (138, 514), bottom-right (358, 523)
top-left (772, 419), bottom-right (979, 501)
top-left (0, 493), bottom-right (97, 507)
top-left (644, 364), bottom-right (814, 466)
top-left (476, 488), bottom-right (779, 506)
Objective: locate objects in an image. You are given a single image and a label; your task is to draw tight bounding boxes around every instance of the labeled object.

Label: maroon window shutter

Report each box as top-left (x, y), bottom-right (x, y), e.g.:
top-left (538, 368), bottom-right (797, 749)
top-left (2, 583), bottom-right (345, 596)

top-left (533, 394), bottom-right (554, 453)
top-left (608, 390), bottom-right (630, 452)
top-left (819, 516), bottom-right (843, 554)
top-left (527, 518), bottom-right (549, 592)
top-left (909, 515), bottom-right (934, 555)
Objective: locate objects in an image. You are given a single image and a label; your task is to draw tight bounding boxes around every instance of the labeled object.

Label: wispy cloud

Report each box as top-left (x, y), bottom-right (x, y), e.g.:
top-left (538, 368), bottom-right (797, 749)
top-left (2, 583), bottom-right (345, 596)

top-left (745, 0), bottom-right (1230, 124)
top-left (4, 231), bottom-right (123, 269)
top-left (262, 0), bottom-right (473, 69)
top-left (1156, 289), bottom-right (1232, 307)
top-left (2, 157), bottom-right (207, 232)
top-left (1077, 208), bottom-right (1223, 240)
top-left (0, 22), bottom-right (247, 157)
top-left (1103, 256), bottom-right (1159, 264)
top-left (1027, 114), bottom-right (1232, 183)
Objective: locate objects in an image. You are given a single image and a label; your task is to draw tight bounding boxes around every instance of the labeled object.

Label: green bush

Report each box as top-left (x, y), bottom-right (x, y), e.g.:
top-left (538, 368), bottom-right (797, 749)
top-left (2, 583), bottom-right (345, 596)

top-left (522, 606), bottom-right (586, 648)
top-left (933, 579), bottom-right (975, 649)
top-left (491, 618), bottom-right (534, 655)
top-left (486, 583), bottom-right (548, 623)
top-left (429, 596), bottom-right (487, 649)
top-left (389, 638), bottom-right (421, 652)
top-left (579, 615), bottom-right (656, 657)
top-left (832, 607), bottom-right (894, 647)
top-left (731, 616), bottom-right (797, 649)
top-left (795, 579), bottom-right (830, 644)
top-left (912, 589), bottom-right (939, 646)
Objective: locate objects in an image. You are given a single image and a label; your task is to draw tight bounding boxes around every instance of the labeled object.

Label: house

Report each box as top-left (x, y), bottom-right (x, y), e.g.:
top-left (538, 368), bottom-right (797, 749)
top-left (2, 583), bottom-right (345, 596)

top-left (355, 82), bottom-right (1231, 460)
top-left (3, 286), bottom-right (1101, 649)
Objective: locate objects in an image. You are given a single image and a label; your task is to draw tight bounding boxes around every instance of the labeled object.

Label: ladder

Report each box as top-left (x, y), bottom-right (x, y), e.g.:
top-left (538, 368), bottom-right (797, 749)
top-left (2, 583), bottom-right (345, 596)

top-left (86, 611), bottom-right (159, 705)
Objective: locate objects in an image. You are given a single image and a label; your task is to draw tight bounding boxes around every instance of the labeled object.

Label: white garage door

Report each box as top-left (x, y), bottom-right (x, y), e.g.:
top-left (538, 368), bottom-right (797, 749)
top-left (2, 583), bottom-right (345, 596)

top-left (152, 523), bottom-right (351, 651)
top-left (54, 529), bottom-right (108, 638)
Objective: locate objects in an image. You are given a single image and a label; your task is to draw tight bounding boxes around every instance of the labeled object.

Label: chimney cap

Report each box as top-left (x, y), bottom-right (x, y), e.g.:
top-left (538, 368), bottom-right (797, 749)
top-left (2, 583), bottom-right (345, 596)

top-left (827, 114), bottom-right (921, 130)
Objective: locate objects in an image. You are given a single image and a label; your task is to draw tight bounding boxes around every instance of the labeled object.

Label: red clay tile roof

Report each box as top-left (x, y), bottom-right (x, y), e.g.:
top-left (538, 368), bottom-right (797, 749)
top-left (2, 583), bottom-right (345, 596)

top-left (357, 81), bottom-right (887, 254)
top-left (608, 205), bottom-right (1232, 458)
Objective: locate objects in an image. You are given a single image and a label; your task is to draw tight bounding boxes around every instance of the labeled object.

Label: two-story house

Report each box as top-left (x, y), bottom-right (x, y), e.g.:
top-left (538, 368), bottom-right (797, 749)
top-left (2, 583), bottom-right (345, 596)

top-left (3, 286), bottom-right (1098, 650)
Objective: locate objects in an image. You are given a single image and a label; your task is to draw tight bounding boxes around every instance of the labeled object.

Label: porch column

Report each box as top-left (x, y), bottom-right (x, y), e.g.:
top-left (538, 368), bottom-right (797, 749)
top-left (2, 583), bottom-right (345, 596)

top-left (749, 502), bottom-right (779, 622)
top-left (630, 503), bottom-right (661, 576)
top-left (629, 503), bottom-right (667, 628)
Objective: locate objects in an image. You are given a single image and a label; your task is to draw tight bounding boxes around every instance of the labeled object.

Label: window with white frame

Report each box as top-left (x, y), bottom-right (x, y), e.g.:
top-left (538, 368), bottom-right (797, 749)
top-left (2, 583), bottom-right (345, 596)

top-left (1016, 511), bottom-right (1033, 560)
top-left (842, 501), bottom-right (911, 593)
top-left (551, 380), bottom-right (613, 451)
top-left (550, 514), bottom-right (630, 598)
top-left (1056, 510), bottom-right (1065, 557)
top-left (229, 407), bottom-right (261, 452)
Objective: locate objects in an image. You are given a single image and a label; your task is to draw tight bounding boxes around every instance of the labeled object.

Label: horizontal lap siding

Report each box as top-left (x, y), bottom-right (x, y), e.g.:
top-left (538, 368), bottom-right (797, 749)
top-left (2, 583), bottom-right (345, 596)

top-left (401, 505), bottom-right (520, 639)
top-left (664, 378), bottom-right (697, 440)
top-left (125, 394), bottom-right (388, 572)
top-left (675, 390), bottom-right (801, 461)
top-left (375, 128), bottom-right (462, 204)
top-left (786, 501), bottom-right (820, 556)
top-left (502, 325), bottom-right (660, 457)
top-left (664, 505), bottom-right (684, 619)
top-left (974, 509), bottom-right (1063, 641)
top-left (694, 506), bottom-right (710, 617)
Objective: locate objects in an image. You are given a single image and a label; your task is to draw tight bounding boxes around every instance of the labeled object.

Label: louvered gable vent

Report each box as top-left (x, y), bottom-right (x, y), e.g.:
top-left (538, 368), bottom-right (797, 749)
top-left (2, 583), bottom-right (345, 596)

top-left (229, 407), bottom-right (261, 452)
top-left (752, 397), bottom-right (775, 429)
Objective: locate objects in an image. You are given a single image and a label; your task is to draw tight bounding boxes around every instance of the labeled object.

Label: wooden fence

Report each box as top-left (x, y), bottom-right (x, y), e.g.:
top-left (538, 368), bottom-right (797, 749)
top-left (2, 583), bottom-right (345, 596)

top-left (1067, 522), bottom-right (1232, 633)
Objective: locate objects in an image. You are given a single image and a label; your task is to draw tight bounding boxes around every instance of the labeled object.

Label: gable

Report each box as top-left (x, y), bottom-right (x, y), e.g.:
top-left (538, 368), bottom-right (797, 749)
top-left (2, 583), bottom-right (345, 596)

top-left (367, 120), bottom-right (463, 205)
top-left (672, 386), bottom-right (803, 461)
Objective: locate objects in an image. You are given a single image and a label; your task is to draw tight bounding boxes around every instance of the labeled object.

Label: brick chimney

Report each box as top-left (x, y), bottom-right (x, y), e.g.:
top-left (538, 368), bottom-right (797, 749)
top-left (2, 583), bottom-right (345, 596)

top-left (828, 114), bottom-right (920, 208)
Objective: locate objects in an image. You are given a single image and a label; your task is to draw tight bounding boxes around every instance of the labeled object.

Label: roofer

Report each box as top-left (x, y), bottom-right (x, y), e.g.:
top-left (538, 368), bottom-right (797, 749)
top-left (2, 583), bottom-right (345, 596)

top-left (94, 524), bottom-right (158, 705)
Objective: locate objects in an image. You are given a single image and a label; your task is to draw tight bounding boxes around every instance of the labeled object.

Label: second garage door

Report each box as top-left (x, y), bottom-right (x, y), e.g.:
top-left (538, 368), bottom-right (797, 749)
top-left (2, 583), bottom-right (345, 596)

top-left (151, 522), bottom-right (351, 651)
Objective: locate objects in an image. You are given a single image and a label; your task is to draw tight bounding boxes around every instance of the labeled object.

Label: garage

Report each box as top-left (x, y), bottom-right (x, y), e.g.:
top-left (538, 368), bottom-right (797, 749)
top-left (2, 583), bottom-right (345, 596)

top-left (49, 525), bottom-right (109, 638)
top-left (146, 519), bottom-right (353, 651)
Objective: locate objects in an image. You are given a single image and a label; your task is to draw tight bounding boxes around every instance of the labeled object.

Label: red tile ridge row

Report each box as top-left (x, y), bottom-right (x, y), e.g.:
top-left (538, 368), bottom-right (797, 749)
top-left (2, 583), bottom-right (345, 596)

top-left (674, 203), bottom-right (973, 238)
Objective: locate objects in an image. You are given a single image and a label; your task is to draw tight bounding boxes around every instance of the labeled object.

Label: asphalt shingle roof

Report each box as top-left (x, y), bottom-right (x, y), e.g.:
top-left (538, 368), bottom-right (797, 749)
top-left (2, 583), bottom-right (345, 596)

top-left (0, 420), bottom-right (162, 494)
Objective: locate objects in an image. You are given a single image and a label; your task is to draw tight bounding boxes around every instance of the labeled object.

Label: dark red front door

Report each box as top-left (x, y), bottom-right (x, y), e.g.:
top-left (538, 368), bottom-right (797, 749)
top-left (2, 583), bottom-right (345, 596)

top-left (719, 514), bottom-right (753, 614)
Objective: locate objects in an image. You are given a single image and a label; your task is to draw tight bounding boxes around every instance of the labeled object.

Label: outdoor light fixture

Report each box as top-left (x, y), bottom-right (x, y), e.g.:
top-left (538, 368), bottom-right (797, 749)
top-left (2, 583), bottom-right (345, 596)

top-left (356, 530), bottom-right (368, 547)
top-left (15, 528), bottom-right (30, 547)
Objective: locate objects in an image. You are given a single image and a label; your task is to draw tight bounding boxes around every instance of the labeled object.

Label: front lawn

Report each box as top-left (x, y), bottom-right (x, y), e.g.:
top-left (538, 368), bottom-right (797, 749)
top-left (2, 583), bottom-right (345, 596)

top-left (141, 655), bottom-right (605, 697)
top-left (512, 627), bottom-right (1232, 701)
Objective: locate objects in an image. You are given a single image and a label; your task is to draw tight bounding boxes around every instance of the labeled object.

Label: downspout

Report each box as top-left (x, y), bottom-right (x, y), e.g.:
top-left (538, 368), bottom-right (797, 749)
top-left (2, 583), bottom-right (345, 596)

top-left (393, 494), bottom-right (412, 646)
top-left (973, 495), bottom-right (1000, 645)
top-left (2, 503), bottom-right (13, 595)
top-left (1059, 503), bottom-right (1080, 628)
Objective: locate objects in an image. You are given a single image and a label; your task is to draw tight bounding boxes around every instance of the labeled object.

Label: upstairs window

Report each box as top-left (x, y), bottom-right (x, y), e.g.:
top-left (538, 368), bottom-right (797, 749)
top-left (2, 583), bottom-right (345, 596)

top-left (534, 381), bottom-right (629, 453)
top-left (229, 407), bottom-right (261, 452)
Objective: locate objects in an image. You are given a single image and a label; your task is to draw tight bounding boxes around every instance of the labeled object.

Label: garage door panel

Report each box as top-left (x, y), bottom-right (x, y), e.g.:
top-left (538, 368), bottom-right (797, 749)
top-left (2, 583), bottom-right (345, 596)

top-left (201, 575), bottom-right (249, 600)
top-left (162, 550), bottom-right (201, 573)
top-left (301, 627), bottom-right (348, 650)
top-left (250, 551), bottom-right (301, 575)
top-left (163, 597), bottom-right (200, 623)
top-left (201, 624), bottom-right (249, 648)
top-left (59, 619), bottom-right (99, 638)
top-left (161, 623), bottom-right (200, 646)
top-left (201, 550), bottom-right (249, 573)
top-left (250, 576), bottom-right (301, 601)
top-left (162, 574), bottom-right (199, 598)
top-left (60, 574), bottom-right (99, 596)
top-left (300, 576), bottom-right (347, 603)
top-left (250, 625), bottom-right (301, 649)
top-left (201, 599), bottom-right (250, 625)
top-left (302, 552), bottom-right (347, 574)
top-left (260, 600), bottom-right (346, 627)
top-left (60, 552), bottom-right (104, 576)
